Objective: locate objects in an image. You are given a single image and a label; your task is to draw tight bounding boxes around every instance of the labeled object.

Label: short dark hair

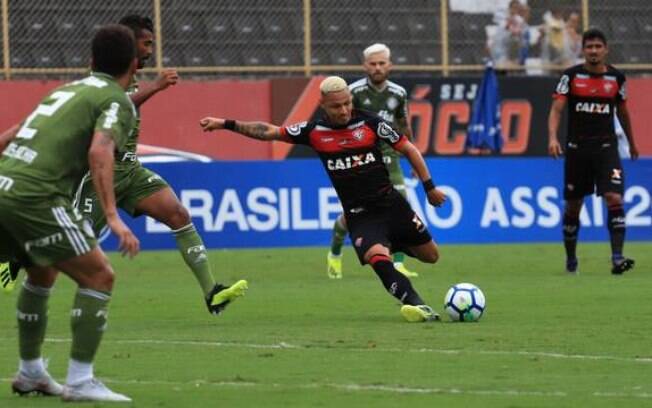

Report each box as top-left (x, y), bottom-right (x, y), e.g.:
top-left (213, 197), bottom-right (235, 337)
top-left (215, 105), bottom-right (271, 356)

top-left (119, 14), bottom-right (154, 38)
top-left (582, 28), bottom-right (607, 47)
top-left (92, 24), bottom-right (136, 76)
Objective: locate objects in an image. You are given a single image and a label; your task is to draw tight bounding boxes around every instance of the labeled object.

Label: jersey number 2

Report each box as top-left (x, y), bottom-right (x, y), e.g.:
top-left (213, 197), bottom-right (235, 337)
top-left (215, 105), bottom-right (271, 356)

top-left (16, 91), bottom-right (76, 139)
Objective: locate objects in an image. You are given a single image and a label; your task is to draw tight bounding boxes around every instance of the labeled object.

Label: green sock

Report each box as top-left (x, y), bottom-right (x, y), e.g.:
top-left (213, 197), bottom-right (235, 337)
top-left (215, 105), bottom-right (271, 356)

top-left (330, 216), bottom-right (348, 256)
top-left (70, 289), bottom-right (111, 363)
top-left (173, 224), bottom-right (215, 296)
top-left (393, 252), bottom-right (406, 264)
top-left (17, 282), bottom-right (51, 360)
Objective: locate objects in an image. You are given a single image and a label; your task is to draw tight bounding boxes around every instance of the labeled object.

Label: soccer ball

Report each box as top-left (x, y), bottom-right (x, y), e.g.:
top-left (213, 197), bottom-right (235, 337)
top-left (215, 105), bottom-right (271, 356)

top-left (444, 283), bottom-right (486, 322)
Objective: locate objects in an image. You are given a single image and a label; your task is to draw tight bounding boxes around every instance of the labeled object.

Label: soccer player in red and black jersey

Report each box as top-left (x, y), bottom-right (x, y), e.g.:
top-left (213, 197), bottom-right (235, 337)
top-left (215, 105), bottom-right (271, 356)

top-left (548, 29), bottom-right (639, 275)
top-left (200, 76), bottom-right (446, 322)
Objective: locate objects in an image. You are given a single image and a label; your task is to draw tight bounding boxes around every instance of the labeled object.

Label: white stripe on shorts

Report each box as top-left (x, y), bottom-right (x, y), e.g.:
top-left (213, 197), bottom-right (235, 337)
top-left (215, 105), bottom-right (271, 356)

top-left (51, 207), bottom-right (90, 255)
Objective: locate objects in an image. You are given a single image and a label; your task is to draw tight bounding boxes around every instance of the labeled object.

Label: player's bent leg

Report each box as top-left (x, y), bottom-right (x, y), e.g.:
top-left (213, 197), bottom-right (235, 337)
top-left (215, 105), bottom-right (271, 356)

top-left (54, 249), bottom-right (130, 402)
top-left (13, 266), bottom-right (62, 397)
top-left (603, 192), bottom-right (634, 275)
top-left (407, 241), bottom-right (440, 264)
top-left (136, 187), bottom-right (190, 230)
top-left (327, 214), bottom-right (347, 279)
top-left (364, 245), bottom-right (439, 322)
top-left (136, 187), bottom-right (248, 315)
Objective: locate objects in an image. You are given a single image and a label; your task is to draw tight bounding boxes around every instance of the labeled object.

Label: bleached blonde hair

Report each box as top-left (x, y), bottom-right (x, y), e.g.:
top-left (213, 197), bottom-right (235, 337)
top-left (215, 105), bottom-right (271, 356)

top-left (319, 76), bottom-right (348, 95)
top-left (363, 43), bottom-right (391, 60)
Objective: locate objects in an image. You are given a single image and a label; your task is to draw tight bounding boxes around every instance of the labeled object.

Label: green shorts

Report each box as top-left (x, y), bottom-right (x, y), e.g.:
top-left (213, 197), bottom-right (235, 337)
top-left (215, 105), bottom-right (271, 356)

top-left (381, 147), bottom-right (407, 198)
top-left (74, 164), bottom-right (169, 234)
top-left (0, 197), bottom-right (96, 266)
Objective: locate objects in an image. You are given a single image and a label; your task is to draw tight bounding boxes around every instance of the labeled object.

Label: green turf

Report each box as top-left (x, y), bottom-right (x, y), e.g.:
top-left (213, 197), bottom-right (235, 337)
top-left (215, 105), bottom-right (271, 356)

top-left (1, 242), bottom-right (651, 407)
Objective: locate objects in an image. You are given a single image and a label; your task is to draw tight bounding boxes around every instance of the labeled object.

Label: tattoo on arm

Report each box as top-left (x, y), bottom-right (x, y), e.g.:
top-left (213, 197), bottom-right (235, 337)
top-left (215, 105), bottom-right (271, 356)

top-left (234, 121), bottom-right (279, 141)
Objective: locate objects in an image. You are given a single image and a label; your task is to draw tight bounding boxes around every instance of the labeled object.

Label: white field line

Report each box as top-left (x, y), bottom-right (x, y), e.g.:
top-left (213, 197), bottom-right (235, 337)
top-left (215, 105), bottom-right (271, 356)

top-left (1, 376), bottom-right (651, 399)
top-left (34, 337), bottom-right (652, 365)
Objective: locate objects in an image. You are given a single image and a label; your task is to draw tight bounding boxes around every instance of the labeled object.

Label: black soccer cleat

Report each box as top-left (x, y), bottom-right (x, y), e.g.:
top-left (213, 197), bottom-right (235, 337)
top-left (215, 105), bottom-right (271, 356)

top-left (611, 258), bottom-right (634, 275)
top-left (566, 258), bottom-right (578, 274)
top-left (204, 280), bottom-right (248, 315)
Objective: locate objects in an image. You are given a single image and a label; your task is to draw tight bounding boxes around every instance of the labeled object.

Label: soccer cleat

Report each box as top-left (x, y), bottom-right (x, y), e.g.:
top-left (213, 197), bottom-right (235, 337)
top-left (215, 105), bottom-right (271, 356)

top-left (394, 262), bottom-right (418, 278)
top-left (1, 261), bottom-right (20, 293)
top-left (327, 252), bottom-right (342, 279)
top-left (400, 304), bottom-right (440, 323)
top-left (205, 280), bottom-right (248, 315)
top-left (611, 258), bottom-right (635, 275)
top-left (566, 258), bottom-right (578, 274)
top-left (12, 370), bottom-right (64, 397)
top-left (62, 378), bottom-right (131, 402)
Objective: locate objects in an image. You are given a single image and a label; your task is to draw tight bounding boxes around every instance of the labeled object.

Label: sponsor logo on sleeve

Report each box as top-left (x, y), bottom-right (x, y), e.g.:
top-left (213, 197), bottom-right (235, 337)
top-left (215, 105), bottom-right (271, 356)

top-left (376, 121), bottom-right (400, 143)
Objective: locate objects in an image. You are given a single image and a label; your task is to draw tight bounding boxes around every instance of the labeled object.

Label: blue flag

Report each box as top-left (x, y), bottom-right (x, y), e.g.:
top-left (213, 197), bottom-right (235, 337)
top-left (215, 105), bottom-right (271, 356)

top-left (466, 64), bottom-right (503, 153)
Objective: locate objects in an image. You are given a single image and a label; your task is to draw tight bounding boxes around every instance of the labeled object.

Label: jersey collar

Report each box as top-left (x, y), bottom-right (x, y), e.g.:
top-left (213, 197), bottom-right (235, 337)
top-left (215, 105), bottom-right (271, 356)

top-left (366, 77), bottom-right (388, 92)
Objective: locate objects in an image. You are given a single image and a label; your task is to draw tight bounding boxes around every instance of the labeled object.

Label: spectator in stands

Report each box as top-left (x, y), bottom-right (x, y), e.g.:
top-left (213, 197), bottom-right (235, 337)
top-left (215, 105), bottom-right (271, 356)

top-left (565, 12), bottom-right (582, 62)
top-left (489, 0), bottom-right (529, 67)
top-left (540, 9), bottom-right (582, 71)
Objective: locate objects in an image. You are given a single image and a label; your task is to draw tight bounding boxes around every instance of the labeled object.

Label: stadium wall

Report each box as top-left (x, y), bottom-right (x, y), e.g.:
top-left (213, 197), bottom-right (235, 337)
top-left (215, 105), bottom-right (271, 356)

top-left (1, 77), bottom-right (651, 158)
top-left (96, 158), bottom-right (652, 251)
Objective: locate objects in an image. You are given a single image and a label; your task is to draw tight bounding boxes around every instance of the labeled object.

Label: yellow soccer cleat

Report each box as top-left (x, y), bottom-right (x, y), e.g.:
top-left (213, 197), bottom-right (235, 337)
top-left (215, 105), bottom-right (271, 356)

top-left (205, 280), bottom-right (248, 315)
top-left (394, 262), bottom-right (418, 278)
top-left (327, 252), bottom-right (342, 279)
top-left (1, 262), bottom-right (18, 293)
top-left (400, 305), bottom-right (440, 323)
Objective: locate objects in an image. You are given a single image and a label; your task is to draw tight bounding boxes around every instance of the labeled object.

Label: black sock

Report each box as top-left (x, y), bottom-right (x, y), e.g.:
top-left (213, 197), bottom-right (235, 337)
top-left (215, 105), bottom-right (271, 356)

top-left (369, 254), bottom-right (424, 306)
top-left (563, 213), bottom-right (579, 260)
top-left (607, 206), bottom-right (626, 261)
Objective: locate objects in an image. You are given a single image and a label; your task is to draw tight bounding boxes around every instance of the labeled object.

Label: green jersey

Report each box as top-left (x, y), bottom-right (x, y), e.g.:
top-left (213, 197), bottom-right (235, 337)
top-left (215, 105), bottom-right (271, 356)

top-left (0, 73), bottom-right (136, 201)
top-left (114, 76), bottom-right (141, 169)
top-left (349, 77), bottom-right (409, 142)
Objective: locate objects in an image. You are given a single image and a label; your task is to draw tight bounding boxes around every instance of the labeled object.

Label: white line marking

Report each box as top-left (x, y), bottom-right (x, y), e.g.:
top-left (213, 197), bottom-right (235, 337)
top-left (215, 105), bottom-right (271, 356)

top-left (19, 337), bottom-right (652, 364)
top-left (2, 376), bottom-right (651, 399)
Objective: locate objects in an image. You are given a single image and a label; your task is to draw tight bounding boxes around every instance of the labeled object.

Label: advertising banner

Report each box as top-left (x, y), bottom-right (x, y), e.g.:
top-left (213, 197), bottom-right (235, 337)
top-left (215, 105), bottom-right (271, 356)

top-left (99, 158), bottom-right (652, 250)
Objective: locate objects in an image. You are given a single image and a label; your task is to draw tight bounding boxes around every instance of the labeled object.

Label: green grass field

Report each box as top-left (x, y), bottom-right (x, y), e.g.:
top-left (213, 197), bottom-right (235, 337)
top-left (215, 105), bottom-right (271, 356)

top-left (1, 243), bottom-right (651, 407)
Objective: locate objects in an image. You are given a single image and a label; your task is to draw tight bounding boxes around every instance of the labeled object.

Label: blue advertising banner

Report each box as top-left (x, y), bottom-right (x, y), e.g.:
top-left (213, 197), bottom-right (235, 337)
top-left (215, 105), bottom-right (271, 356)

top-left (100, 159), bottom-right (652, 250)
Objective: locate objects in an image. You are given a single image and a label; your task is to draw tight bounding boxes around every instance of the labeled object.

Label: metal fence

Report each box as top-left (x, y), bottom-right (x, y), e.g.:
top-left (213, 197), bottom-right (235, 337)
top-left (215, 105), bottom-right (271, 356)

top-left (1, 0), bottom-right (651, 79)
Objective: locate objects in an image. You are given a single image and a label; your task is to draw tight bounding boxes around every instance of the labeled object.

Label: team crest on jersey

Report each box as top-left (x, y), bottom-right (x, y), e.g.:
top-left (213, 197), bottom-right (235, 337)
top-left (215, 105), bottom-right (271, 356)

top-left (386, 96), bottom-right (398, 110)
top-left (286, 121), bottom-right (308, 137)
top-left (603, 82), bottom-right (613, 92)
top-left (352, 128), bottom-right (365, 141)
top-left (377, 121), bottom-right (400, 143)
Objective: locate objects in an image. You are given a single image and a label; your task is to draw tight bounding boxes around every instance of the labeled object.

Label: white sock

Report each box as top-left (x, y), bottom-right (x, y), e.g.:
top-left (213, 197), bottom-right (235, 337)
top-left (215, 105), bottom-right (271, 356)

top-left (19, 358), bottom-right (45, 377)
top-left (66, 359), bottom-right (93, 386)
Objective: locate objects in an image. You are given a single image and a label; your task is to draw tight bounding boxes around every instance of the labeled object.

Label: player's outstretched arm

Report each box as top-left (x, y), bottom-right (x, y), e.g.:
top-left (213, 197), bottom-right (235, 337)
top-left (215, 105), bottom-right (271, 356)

top-left (616, 101), bottom-right (638, 160)
top-left (88, 130), bottom-right (140, 258)
top-left (396, 140), bottom-right (446, 207)
top-left (547, 98), bottom-right (566, 158)
top-left (130, 68), bottom-right (179, 107)
top-left (0, 124), bottom-right (19, 152)
top-left (200, 117), bottom-right (282, 141)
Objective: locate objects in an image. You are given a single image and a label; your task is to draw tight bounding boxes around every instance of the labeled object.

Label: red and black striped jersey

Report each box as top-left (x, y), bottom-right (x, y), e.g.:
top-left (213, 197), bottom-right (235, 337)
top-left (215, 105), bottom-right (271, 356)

top-left (553, 64), bottom-right (626, 143)
top-left (280, 110), bottom-right (408, 212)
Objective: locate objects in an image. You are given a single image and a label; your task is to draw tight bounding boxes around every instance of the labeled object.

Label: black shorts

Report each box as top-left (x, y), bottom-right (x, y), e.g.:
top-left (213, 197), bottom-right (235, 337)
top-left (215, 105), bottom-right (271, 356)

top-left (564, 141), bottom-right (624, 200)
top-left (345, 191), bottom-right (433, 265)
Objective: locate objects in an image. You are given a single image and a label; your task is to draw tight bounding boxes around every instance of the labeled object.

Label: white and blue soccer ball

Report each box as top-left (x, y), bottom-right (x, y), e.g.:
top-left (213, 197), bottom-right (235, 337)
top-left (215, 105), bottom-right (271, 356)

top-left (444, 283), bottom-right (486, 322)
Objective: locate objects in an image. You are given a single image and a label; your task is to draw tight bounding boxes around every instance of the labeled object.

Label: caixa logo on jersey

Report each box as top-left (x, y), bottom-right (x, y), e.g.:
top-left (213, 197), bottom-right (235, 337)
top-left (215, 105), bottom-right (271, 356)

top-left (327, 152), bottom-right (376, 171)
top-left (575, 102), bottom-right (610, 114)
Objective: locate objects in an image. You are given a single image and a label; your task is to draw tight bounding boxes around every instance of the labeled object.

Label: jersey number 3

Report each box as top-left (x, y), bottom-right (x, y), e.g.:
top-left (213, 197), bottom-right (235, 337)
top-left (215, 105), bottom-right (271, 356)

top-left (16, 91), bottom-right (76, 139)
